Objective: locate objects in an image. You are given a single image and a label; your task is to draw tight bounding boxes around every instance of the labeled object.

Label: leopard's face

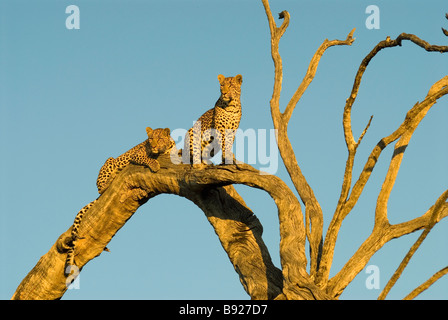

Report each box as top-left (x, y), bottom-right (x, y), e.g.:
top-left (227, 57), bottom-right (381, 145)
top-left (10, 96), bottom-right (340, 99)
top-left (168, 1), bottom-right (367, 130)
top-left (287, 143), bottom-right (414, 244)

top-left (218, 74), bottom-right (242, 103)
top-left (146, 127), bottom-right (175, 154)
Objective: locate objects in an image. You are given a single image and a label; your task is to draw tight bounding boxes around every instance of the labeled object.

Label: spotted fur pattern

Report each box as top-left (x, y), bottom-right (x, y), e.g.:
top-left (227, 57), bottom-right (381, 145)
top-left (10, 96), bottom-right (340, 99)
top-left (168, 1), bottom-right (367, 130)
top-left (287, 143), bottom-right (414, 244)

top-left (65, 127), bottom-right (175, 276)
top-left (183, 74), bottom-right (242, 165)
top-left (96, 127), bottom-right (174, 194)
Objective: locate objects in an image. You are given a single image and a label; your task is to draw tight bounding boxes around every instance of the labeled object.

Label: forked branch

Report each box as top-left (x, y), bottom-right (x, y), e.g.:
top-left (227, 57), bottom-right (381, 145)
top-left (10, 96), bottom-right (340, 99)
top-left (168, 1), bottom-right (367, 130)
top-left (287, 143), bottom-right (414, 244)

top-left (378, 190), bottom-right (448, 299)
top-left (13, 159), bottom-right (325, 300)
top-left (338, 33), bottom-right (448, 211)
top-left (404, 266), bottom-right (448, 300)
top-left (324, 74), bottom-right (448, 297)
top-left (317, 31), bottom-right (448, 285)
top-left (262, 0), bottom-right (355, 275)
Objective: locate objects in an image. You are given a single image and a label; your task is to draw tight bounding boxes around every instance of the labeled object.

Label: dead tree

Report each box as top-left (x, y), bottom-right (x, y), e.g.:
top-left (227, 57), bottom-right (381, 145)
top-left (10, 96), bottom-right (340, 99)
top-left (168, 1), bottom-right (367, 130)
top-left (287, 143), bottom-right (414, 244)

top-left (12, 1), bottom-right (448, 300)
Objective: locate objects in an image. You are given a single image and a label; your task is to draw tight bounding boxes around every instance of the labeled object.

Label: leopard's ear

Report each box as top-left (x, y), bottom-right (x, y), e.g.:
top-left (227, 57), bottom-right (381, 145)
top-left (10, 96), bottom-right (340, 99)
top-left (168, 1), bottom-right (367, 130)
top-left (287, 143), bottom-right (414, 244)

top-left (235, 74), bottom-right (242, 84)
top-left (163, 128), bottom-right (171, 135)
top-left (146, 127), bottom-right (153, 136)
top-left (218, 74), bottom-right (225, 84)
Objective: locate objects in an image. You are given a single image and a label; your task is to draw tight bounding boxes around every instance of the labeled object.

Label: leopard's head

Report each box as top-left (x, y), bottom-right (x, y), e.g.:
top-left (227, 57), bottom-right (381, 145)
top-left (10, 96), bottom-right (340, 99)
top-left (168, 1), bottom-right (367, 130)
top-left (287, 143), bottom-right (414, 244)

top-left (146, 127), bottom-right (175, 154)
top-left (217, 74), bottom-right (242, 104)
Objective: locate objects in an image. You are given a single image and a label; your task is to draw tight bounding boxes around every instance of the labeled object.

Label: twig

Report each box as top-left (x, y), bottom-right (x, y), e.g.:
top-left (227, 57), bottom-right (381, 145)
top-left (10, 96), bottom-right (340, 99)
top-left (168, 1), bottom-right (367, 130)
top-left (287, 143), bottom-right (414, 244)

top-left (357, 115), bottom-right (373, 146)
top-left (442, 13), bottom-right (448, 37)
top-left (282, 28), bottom-right (356, 123)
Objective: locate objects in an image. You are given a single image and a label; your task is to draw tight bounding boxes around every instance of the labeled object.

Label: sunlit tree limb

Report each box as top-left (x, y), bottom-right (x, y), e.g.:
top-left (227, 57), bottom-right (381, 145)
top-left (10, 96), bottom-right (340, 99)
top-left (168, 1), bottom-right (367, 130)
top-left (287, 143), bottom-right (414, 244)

top-left (403, 266), bottom-right (448, 300)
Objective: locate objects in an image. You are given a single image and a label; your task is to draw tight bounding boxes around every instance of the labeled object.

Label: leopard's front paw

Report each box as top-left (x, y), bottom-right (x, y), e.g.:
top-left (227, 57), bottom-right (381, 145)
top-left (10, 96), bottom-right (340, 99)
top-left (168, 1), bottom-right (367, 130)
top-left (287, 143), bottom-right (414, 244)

top-left (192, 163), bottom-right (208, 170)
top-left (148, 159), bottom-right (161, 172)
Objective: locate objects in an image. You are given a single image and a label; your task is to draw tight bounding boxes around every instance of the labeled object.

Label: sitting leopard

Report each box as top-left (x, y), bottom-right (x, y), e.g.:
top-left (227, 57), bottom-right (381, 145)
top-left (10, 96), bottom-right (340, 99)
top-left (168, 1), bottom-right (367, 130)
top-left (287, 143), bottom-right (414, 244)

top-left (183, 74), bottom-right (242, 166)
top-left (64, 127), bottom-right (175, 276)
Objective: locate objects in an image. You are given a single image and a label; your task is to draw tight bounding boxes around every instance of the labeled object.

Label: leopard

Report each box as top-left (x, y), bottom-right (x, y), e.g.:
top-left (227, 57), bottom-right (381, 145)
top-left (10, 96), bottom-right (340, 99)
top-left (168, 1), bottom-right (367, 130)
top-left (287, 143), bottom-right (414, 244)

top-left (96, 127), bottom-right (174, 194)
top-left (64, 127), bottom-right (175, 276)
top-left (182, 74), bottom-right (242, 166)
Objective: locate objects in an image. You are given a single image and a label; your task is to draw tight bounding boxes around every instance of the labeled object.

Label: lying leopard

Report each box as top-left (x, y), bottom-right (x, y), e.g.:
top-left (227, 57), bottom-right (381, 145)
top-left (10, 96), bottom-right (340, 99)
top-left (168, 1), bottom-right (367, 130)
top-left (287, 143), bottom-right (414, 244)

top-left (64, 127), bottom-right (175, 276)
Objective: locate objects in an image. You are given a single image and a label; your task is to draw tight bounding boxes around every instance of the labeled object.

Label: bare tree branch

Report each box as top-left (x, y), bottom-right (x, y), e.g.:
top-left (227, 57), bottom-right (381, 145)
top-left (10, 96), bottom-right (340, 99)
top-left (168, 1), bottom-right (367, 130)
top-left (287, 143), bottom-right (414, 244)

top-left (188, 163), bottom-right (330, 299)
top-left (389, 203), bottom-right (448, 240)
top-left (321, 74), bottom-right (448, 297)
top-left (326, 197), bottom-right (448, 299)
top-left (442, 13), bottom-right (448, 37)
top-left (187, 184), bottom-right (285, 300)
top-left (282, 28), bottom-right (356, 123)
top-left (262, 0), bottom-right (355, 276)
top-left (403, 266), bottom-right (448, 300)
top-left (342, 32), bottom-right (448, 153)
top-left (378, 190), bottom-right (448, 300)
top-left (13, 158), bottom-right (330, 300)
top-left (317, 31), bottom-right (448, 285)
top-left (12, 161), bottom-right (287, 299)
top-left (339, 34), bottom-right (448, 209)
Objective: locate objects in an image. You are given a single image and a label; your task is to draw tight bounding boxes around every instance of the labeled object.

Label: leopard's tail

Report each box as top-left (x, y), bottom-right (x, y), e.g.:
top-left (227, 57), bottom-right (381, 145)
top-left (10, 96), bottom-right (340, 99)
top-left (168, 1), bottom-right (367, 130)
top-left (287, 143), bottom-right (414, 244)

top-left (64, 199), bottom-right (97, 277)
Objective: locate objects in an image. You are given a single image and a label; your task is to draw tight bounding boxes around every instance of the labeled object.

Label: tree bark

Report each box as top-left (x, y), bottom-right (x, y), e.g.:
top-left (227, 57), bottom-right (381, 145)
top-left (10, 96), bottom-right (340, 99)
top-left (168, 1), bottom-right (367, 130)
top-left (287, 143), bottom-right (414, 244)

top-left (13, 1), bottom-right (448, 300)
top-left (12, 156), bottom-right (299, 300)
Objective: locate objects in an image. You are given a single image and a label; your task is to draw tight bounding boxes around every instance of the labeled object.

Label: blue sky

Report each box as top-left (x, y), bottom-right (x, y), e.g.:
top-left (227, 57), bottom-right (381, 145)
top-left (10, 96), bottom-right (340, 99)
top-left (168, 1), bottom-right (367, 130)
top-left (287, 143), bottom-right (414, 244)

top-left (1, 0), bottom-right (447, 300)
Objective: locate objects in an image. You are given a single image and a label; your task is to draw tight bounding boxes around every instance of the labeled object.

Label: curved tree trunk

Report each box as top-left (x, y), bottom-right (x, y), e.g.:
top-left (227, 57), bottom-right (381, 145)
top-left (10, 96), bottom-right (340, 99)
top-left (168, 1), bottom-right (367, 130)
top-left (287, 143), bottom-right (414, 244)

top-left (12, 155), bottom-right (308, 300)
